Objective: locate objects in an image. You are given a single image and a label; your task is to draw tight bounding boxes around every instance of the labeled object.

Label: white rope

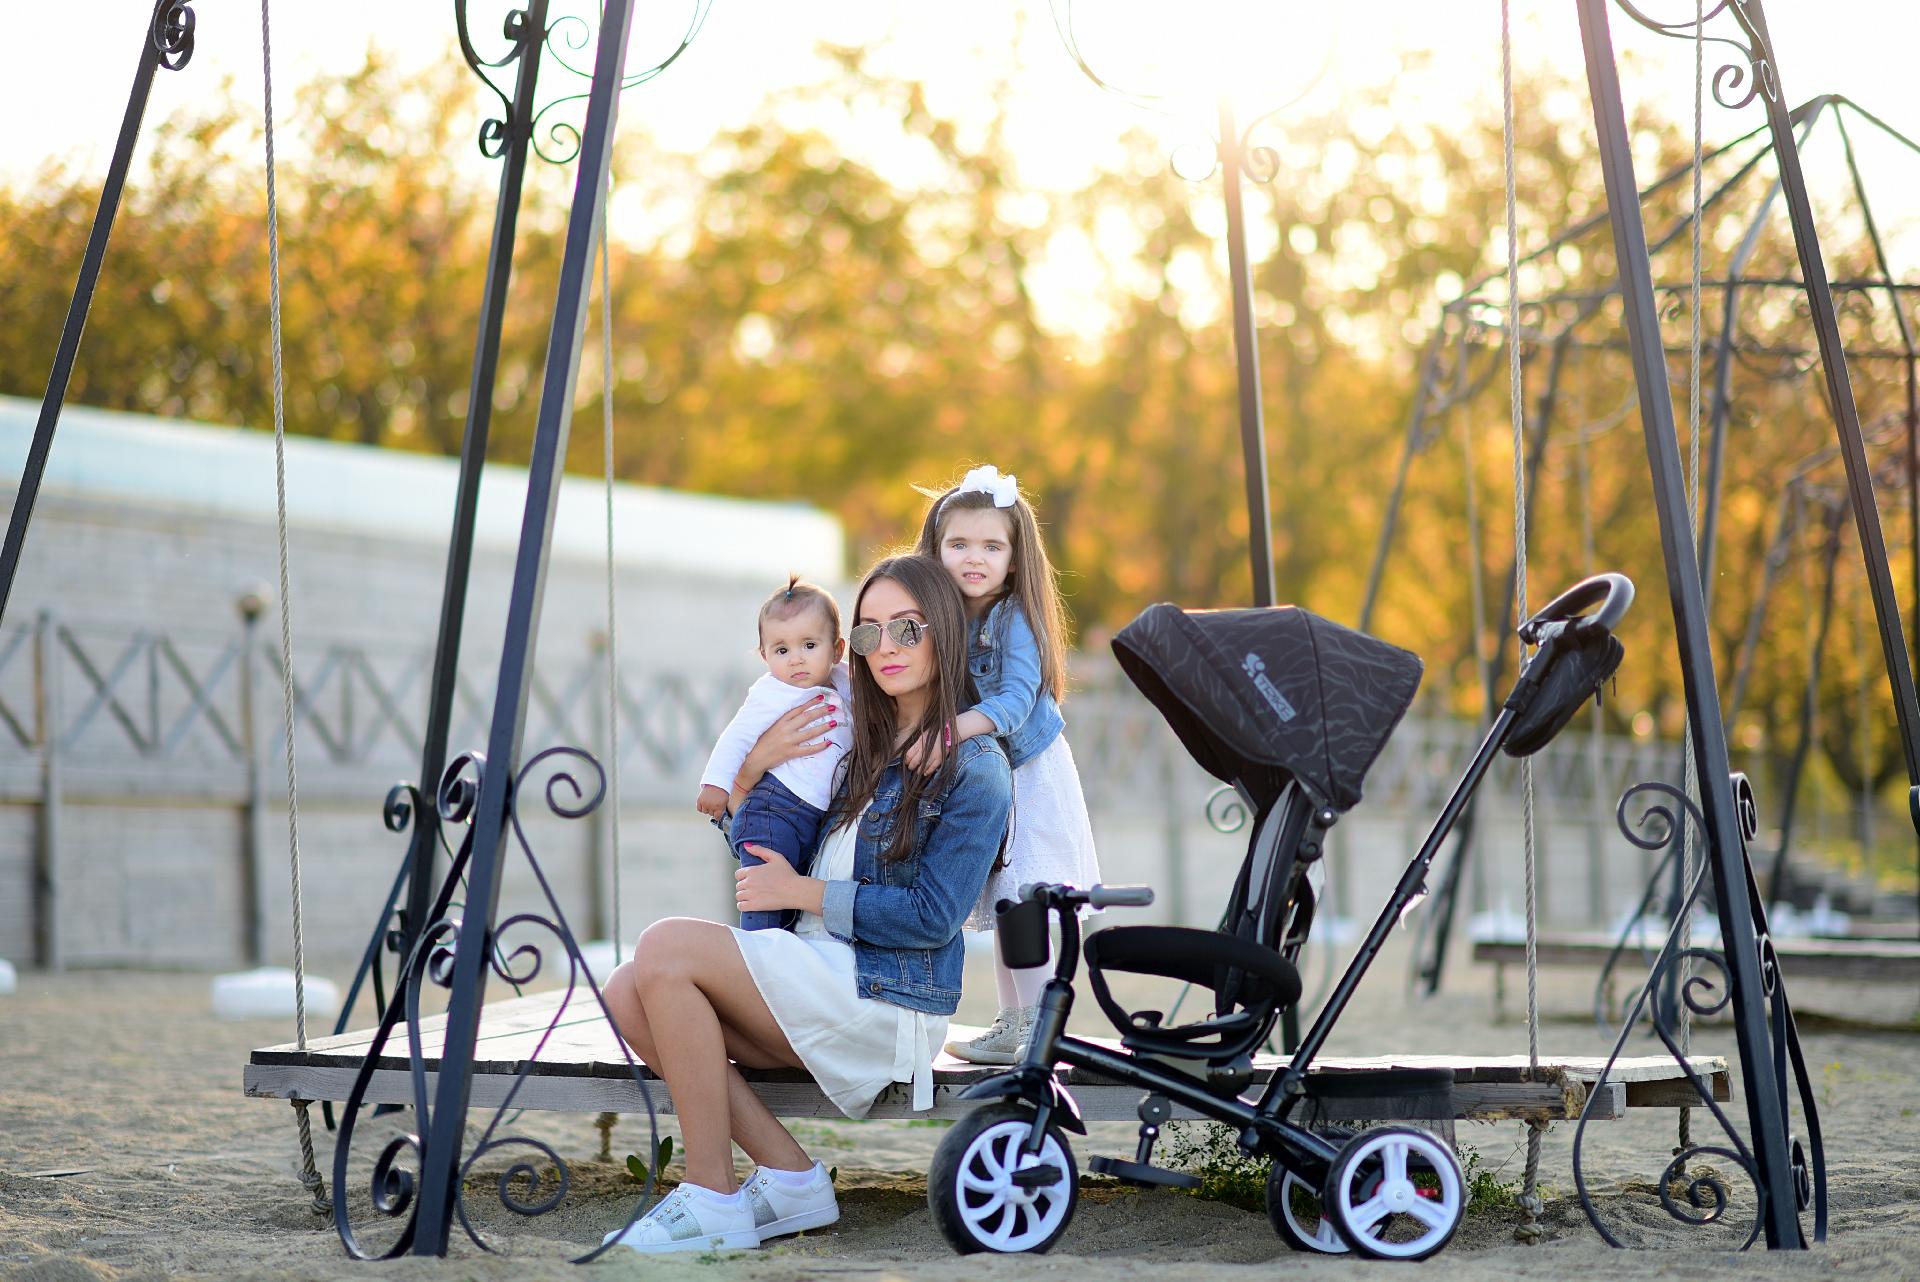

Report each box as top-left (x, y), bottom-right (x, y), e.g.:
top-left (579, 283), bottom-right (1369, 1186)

top-left (1502, 2), bottom-right (1547, 1243)
top-left (260, 0), bottom-right (326, 1218)
top-left (592, 174), bottom-right (626, 1163)
top-left (1676, 0), bottom-right (1706, 1161)
top-left (599, 177), bottom-right (623, 953)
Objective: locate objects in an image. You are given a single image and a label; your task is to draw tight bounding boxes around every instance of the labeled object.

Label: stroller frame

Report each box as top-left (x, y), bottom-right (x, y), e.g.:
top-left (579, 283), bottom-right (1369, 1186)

top-left (934, 573), bottom-right (1636, 1259)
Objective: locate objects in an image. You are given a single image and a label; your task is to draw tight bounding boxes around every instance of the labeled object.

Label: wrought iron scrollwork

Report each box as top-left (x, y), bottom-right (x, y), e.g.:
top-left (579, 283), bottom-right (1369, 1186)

top-left (330, 744), bottom-right (659, 1262)
top-left (1610, 0), bottom-right (1777, 111)
top-left (457, 0), bottom-right (714, 164)
top-left (1204, 783), bottom-right (1249, 834)
top-left (150, 0), bottom-right (197, 71)
top-left (1572, 778), bottom-right (1826, 1249)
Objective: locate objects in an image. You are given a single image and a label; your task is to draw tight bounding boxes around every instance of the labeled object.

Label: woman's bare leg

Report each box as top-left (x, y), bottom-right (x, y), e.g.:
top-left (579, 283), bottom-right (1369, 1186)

top-left (602, 952), bottom-right (812, 1173)
top-left (628, 919), bottom-right (816, 1189)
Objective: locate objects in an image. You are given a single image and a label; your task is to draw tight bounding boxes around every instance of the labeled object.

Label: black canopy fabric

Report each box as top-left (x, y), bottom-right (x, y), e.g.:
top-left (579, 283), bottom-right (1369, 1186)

top-left (1112, 604), bottom-right (1423, 813)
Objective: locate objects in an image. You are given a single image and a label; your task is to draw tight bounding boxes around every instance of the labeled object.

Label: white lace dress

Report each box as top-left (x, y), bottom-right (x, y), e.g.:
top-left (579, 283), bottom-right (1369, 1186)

top-left (732, 808), bottom-right (946, 1118)
top-left (967, 734), bottom-right (1102, 930)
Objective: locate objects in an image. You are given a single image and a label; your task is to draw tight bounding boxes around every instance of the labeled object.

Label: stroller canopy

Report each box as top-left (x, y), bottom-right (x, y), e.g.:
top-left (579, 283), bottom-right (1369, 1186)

top-left (1112, 604), bottom-right (1423, 813)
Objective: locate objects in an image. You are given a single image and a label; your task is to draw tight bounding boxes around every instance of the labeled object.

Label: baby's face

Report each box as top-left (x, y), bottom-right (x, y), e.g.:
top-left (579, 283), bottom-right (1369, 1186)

top-left (759, 608), bottom-right (843, 688)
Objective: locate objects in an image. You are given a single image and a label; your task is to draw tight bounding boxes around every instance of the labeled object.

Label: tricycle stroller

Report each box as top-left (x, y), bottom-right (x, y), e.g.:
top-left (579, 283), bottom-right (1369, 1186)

top-left (928, 573), bottom-right (1633, 1260)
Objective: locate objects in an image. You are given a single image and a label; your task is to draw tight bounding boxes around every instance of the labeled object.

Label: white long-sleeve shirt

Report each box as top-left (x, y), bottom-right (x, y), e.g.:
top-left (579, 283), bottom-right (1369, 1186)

top-left (699, 665), bottom-right (853, 811)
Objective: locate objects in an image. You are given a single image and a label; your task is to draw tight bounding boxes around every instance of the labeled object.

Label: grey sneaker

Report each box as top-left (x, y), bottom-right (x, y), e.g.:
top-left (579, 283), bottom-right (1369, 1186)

top-left (944, 1005), bottom-right (1036, 1065)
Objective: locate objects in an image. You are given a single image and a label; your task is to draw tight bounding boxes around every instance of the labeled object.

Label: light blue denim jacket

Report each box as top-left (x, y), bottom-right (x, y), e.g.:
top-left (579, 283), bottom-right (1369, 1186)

top-left (817, 736), bottom-right (1012, 1014)
top-left (967, 597), bottom-right (1064, 769)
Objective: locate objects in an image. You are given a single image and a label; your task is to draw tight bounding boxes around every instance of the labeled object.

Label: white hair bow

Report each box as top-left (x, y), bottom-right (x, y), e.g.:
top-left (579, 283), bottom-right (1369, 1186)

top-left (954, 464), bottom-right (1019, 508)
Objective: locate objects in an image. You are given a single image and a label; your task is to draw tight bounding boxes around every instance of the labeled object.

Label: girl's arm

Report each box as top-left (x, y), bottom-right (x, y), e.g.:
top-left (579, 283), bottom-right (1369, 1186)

top-left (968, 605), bottom-right (1045, 738)
top-left (818, 742), bottom-right (1012, 949)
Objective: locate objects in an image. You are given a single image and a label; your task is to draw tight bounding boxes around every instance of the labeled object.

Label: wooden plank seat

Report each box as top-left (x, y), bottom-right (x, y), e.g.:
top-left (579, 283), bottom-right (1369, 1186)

top-left (246, 989), bottom-right (1728, 1124)
top-left (1473, 933), bottom-right (1920, 1020)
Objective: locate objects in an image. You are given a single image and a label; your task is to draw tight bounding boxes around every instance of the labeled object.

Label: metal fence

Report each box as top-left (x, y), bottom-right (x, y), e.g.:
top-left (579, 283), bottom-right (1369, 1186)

top-left (2, 611), bottom-right (1728, 970)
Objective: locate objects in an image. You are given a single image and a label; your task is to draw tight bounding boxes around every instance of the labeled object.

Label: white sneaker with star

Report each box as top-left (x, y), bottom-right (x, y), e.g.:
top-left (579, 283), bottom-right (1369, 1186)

top-left (602, 1182), bottom-right (760, 1254)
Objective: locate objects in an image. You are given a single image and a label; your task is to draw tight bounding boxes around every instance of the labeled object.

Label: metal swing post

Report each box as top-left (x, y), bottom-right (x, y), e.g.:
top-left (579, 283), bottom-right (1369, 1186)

top-left (1735, 1), bottom-right (1920, 848)
top-left (0, 1), bottom-right (198, 629)
top-left (409, 0), bottom-right (636, 1253)
top-left (1575, 0), bottom-right (1802, 1247)
top-left (1218, 95), bottom-right (1278, 614)
top-left (389, 0), bottom-right (555, 1009)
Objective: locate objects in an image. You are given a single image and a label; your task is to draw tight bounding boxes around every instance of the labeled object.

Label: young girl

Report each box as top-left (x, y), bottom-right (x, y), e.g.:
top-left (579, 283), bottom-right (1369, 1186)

top-left (913, 464), bottom-right (1101, 1064)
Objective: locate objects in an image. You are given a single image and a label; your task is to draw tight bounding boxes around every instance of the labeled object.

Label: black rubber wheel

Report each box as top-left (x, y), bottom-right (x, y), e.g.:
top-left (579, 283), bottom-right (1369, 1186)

top-left (928, 1104), bottom-right (1079, 1255)
top-left (1265, 1159), bottom-right (1350, 1254)
top-left (1321, 1125), bottom-right (1464, 1261)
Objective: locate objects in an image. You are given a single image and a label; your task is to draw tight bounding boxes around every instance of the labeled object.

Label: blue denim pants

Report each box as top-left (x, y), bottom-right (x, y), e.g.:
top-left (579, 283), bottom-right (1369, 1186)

top-left (729, 773), bottom-right (827, 931)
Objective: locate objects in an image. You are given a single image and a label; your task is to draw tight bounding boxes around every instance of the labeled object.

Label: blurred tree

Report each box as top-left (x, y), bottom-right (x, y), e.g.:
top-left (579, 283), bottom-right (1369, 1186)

top-left (0, 48), bottom-right (1911, 812)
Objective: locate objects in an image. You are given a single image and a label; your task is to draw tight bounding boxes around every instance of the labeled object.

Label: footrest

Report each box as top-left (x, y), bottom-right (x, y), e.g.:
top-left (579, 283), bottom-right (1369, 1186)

top-left (1087, 1155), bottom-right (1201, 1189)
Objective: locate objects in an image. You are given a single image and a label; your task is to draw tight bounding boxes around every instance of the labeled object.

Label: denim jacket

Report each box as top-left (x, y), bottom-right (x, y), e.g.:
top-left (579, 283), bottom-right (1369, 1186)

top-left (817, 736), bottom-right (1013, 1014)
top-left (967, 597), bottom-right (1064, 769)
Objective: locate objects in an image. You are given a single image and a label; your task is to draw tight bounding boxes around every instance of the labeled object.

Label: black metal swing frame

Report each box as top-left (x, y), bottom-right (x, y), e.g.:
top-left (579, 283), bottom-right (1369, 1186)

top-left (4, 0), bottom-right (1897, 1258)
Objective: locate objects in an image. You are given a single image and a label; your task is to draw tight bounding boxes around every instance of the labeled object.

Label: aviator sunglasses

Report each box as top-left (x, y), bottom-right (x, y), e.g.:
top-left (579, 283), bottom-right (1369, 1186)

top-left (848, 617), bottom-right (932, 656)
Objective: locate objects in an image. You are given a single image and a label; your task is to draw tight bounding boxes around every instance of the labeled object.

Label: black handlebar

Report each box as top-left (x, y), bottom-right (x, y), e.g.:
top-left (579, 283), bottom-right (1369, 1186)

top-left (1518, 572), bottom-right (1634, 644)
top-left (1019, 881), bottom-right (1155, 910)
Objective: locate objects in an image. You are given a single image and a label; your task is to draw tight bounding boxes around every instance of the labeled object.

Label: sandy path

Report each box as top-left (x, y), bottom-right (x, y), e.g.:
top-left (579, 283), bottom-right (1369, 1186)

top-left (1, 942), bottom-right (1915, 1281)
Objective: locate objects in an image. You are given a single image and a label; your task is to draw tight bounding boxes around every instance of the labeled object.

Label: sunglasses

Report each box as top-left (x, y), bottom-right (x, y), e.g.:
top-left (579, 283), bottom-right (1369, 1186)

top-left (849, 618), bottom-right (932, 656)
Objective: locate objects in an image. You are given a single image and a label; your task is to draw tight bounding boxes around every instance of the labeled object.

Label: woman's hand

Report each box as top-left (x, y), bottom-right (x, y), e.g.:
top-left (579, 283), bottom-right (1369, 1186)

top-left (736, 846), bottom-right (825, 916)
top-left (733, 695), bottom-right (838, 807)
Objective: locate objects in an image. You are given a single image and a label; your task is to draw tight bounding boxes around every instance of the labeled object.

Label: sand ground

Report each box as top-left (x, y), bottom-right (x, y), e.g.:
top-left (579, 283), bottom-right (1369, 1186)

top-left (1, 939), bottom-right (1916, 1281)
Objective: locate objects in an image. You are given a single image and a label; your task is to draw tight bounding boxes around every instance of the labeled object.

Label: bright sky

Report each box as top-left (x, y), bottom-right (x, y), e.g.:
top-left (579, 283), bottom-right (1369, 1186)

top-left (5, 1), bottom-right (1918, 341)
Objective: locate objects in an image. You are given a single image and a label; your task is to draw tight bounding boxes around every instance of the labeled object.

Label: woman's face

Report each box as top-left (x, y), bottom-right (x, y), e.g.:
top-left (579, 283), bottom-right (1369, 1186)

top-left (856, 576), bottom-right (936, 702)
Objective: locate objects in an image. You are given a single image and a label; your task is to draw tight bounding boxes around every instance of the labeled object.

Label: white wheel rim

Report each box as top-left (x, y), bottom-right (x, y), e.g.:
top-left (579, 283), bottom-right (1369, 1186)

top-left (952, 1120), bottom-right (1073, 1252)
top-left (1331, 1131), bottom-right (1462, 1259)
top-left (1280, 1170), bottom-right (1348, 1254)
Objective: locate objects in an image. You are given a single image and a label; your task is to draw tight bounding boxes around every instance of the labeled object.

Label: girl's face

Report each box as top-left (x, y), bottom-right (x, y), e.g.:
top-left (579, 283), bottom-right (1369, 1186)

top-left (857, 577), bottom-right (936, 703)
top-left (939, 507), bottom-right (1014, 613)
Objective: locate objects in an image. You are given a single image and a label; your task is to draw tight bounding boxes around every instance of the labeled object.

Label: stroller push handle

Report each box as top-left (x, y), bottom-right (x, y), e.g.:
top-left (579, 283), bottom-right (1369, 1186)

top-left (1518, 572), bottom-right (1634, 644)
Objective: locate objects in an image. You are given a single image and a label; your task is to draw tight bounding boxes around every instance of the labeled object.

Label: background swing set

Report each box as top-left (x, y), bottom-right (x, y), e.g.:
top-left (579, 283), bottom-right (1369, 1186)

top-left (9, 0), bottom-right (1912, 1262)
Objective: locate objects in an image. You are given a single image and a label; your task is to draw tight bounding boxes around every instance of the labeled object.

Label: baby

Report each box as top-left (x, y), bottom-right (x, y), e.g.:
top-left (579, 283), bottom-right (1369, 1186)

top-left (697, 576), bottom-right (853, 930)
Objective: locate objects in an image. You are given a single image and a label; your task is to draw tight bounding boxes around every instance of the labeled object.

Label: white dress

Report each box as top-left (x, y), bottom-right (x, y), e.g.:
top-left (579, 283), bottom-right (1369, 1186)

top-left (732, 809), bottom-right (947, 1118)
top-left (967, 734), bottom-right (1102, 930)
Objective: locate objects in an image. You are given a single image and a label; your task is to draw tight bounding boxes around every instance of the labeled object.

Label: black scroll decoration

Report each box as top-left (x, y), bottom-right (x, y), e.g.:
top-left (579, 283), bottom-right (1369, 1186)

top-left (151, 0), bottom-right (197, 70)
top-left (458, 0), bottom-right (715, 164)
top-left (330, 746), bottom-right (660, 1262)
top-left (1571, 779), bottom-right (1827, 1249)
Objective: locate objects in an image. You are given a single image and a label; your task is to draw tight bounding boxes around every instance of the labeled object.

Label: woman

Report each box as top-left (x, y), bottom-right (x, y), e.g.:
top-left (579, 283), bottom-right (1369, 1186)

top-left (601, 554), bottom-right (1013, 1254)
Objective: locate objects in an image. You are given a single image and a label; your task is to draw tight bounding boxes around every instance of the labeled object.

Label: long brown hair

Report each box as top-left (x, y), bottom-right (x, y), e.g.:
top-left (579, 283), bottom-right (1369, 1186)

top-left (914, 477), bottom-right (1070, 702)
top-left (829, 555), bottom-right (976, 862)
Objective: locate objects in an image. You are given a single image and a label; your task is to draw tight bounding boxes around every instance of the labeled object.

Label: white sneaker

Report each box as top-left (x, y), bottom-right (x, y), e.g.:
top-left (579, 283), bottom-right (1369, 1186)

top-left (602, 1182), bottom-right (760, 1254)
top-left (944, 1005), bottom-right (1035, 1065)
top-left (742, 1160), bottom-right (840, 1240)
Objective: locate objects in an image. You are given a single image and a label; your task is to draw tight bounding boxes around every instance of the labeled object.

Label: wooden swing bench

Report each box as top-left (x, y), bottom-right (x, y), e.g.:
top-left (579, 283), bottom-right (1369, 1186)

top-left (1474, 933), bottom-right (1920, 1020)
top-left (245, 988), bottom-right (1728, 1126)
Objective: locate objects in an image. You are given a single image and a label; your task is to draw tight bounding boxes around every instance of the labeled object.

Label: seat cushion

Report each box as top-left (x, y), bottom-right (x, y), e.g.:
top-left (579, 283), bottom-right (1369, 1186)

top-left (1083, 925), bottom-right (1303, 1060)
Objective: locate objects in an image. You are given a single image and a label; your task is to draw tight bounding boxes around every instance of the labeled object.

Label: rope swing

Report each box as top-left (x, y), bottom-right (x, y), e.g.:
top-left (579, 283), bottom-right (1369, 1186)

top-left (1674, 0), bottom-right (1707, 1169)
top-left (258, 0), bottom-right (327, 1218)
top-left (594, 165), bottom-right (626, 1159)
top-left (1500, 0), bottom-right (1547, 1244)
